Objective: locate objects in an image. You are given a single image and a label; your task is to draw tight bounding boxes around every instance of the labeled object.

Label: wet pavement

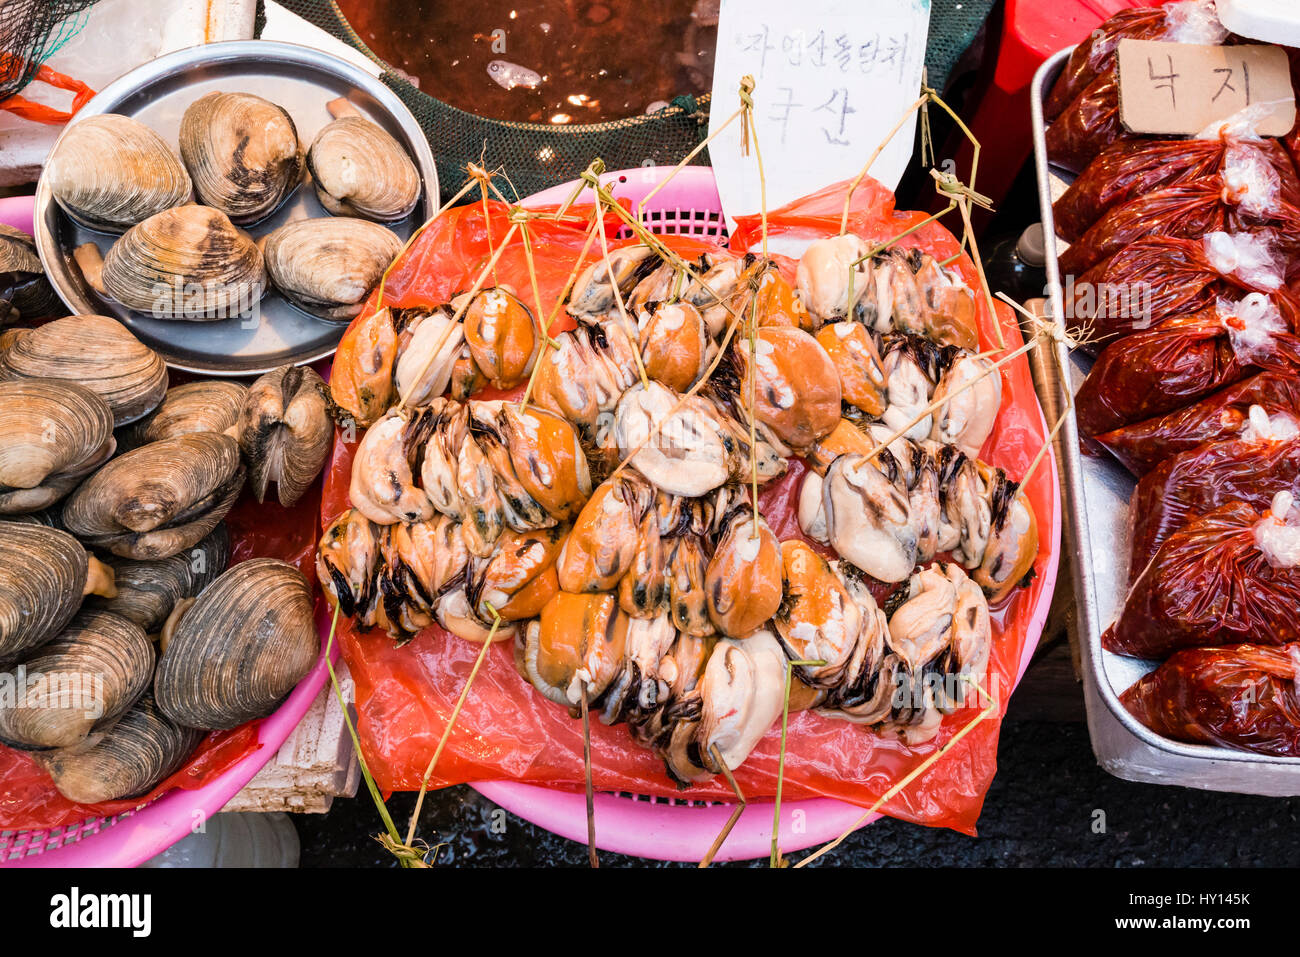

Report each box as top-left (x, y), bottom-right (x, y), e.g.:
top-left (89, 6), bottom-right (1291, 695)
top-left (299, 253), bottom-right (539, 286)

top-left (293, 719), bottom-right (1300, 867)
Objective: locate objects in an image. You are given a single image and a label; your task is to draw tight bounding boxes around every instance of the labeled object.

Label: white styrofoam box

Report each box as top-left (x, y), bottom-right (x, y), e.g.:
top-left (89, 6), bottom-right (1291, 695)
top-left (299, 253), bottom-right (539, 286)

top-left (222, 661), bottom-right (360, 814)
top-left (1216, 0), bottom-right (1300, 48)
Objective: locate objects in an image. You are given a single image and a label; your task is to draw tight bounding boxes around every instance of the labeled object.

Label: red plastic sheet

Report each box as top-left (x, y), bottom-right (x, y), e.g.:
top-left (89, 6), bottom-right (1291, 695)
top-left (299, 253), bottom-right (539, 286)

top-left (1122, 643), bottom-right (1300, 756)
top-left (321, 179), bottom-right (1055, 835)
top-left (1127, 434), bottom-right (1300, 581)
top-left (1094, 371), bottom-right (1300, 477)
top-left (0, 481), bottom-right (324, 831)
top-left (1104, 501), bottom-right (1300, 659)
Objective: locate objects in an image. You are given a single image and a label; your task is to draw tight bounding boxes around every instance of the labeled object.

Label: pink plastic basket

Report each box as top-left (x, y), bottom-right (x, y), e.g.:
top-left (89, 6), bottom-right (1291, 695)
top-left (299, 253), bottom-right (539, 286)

top-left (0, 192), bottom-right (338, 867)
top-left (473, 167), bottom-right (1063, 862)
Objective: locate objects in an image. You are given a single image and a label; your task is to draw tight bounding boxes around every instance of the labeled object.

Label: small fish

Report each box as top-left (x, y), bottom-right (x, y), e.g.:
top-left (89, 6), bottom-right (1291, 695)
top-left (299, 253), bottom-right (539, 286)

top-left (487, 59), bottom-right (542, 91)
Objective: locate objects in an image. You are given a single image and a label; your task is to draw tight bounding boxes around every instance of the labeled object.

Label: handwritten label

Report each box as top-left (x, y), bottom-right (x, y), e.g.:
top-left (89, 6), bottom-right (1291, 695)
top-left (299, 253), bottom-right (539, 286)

top-left (707, 0), bottom-right (931, 234)
top-left (1116, 39), bottom-right (1296, 136)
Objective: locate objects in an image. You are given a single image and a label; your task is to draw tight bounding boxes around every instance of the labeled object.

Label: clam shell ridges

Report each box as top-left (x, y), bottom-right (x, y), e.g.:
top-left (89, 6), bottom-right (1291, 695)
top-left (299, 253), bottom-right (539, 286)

top-left (179, 92), bottom-right (303, 225)
top-left (0, 315), bottom-right (167, 425)
top-left (36, 693), bottom-right (202, 804)
top-left (102, 206), bottom-right (266, 319)
top-left (46, 114), bottom-right (192, 232)
top-left (128, 380), bottom-right (248, 448)
top-left (238, 365), bottom-right (332, 506)
top-left (0, 609), bottom-right (153, 750)
top-left (308, 116), bottom-right (420, 222)
top-left (0, 521), bottom-right (91, 664)
top-left (0, 224), bottom-right (59, 320)
top-left (263, 217), bottom-right (402, 319)
top-left (61, 431), bottom-right (245, 560)
top-left (0, 379), bottom-right (114, 507)
top-left (155, 557), bottom-right (318, 730)
top-left (93, 523), bottom-right (231, 632)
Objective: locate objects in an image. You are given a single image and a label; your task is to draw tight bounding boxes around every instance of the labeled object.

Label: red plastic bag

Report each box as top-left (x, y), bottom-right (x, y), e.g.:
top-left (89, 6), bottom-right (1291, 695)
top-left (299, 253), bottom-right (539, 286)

top-left (1122, 642), bottom-right (1300, 756)
top-left (1104, 500), bottom-right (1300, 659)
top-left (1093, 371), bottom-right (1300, 477)
top-left (321, 180), bottom-right (1056, 834)
top-left (0, 478), bottom-right (324, 831)
top-left (1076, 291), bottom-right (1300, 438)
top-left (1075, 307), bottom-right (1251, 439)
top-left (1067, 231), bottom-right (1299, 343)
top-left (1054, 136), bottom-right (1300, 243)
top-left (1043, 1), bottom-right (1229, 170)
top-left (1127, 433), bottom-right (1300, 579)
top-left (1058, 180), bottom-right (1300, 278)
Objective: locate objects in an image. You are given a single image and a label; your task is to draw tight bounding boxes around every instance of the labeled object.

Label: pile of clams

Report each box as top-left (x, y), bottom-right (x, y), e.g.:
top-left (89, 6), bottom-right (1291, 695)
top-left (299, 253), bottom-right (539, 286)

top-left (0, 313), bottom-right (332, 806)
top-left (49, 89), bottom-right (419, 325)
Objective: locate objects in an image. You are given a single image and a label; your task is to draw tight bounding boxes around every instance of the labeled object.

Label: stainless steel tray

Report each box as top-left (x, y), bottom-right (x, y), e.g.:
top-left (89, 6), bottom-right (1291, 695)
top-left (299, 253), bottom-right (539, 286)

top-left (1031, 48), bottom-right (1300, 785)
top-left (33, 40), bottom-right (438, 376)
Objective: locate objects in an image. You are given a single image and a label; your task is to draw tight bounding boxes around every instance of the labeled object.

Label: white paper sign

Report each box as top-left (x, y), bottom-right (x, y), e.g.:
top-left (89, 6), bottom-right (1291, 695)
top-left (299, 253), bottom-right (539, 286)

top-left (708, 0), bottom-right (931, 233)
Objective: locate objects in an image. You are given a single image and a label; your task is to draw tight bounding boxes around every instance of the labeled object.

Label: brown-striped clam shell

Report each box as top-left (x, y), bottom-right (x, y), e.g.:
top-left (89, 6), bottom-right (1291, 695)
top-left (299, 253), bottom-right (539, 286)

top-left (307, 114), bottom-right (420, 222)
top-left (62, 432), bottom-right (245, 560)
top-left (0, 521), bottom-right (117, 664)
top-left (0, 610), bottom-right (152, 750)
top-left (101, 206), bottom-right (266, 320)
top-left (178, 92), bottom-right (303, 226)
top-left (0, 379), bottom-right (116, 514)
top-left (124, 380), bottom-right (248, 450)
top-left (35, 693), bottom-right (202, 804)
top-left (45, 114), bottom-right (192, 233)
top-left (0, 315), bottom-right (167, 425)
top-left (262, 217), bottom-right (401, 321)
top-left (154, 558), bottom-right (318, 730)
top-left (0, 224), bottom-right (60, 323)
top-left (90, 523), bottom-right (230, 633)
top-left (236, 365), bottom-right (332, 507)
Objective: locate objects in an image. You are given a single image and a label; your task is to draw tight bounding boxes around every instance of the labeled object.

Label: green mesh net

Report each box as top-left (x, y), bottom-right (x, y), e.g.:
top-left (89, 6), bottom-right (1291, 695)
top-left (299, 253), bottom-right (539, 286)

top-left (0, 1), bottom-right (98, 101)
top-left (270, 0), bottom-right (994, 203)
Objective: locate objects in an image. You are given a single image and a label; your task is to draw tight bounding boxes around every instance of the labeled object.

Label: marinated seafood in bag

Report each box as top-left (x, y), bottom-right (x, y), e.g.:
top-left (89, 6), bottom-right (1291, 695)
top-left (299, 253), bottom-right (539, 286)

top-left (1053, 124), bottom-right (1300, 242)
top-left (1043, 1), bottom-right (1227, 123)
top-left (1094, 373), bottom-right (1300, 476)
top-left (1122, 642), bottom-right (1300, 757)
top-left (1058, 172), bottom-right (1300, 278)
top-left (1075, 294), bottom-right (1300, 438)
top-left (1044, 1), bottom-right (1228, 170)
top-left (1127, 430), bottom-right (1300, 578)
top-left (1066, 231), bottom-right (1297, 342)
top-left (1105, 494), bottom-right (1300, 659)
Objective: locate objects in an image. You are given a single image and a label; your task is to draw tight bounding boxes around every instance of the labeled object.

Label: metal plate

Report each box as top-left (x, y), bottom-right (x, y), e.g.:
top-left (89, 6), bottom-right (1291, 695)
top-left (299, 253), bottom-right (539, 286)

top-left (1031, 48), bottom-right (1300, 772)
top-left (33, 40), bottom-right (438, 376)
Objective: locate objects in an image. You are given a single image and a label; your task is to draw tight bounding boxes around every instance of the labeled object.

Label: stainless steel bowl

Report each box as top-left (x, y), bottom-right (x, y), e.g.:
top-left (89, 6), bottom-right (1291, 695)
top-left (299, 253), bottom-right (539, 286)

top-left (34, 39), bottom-right (438, 375)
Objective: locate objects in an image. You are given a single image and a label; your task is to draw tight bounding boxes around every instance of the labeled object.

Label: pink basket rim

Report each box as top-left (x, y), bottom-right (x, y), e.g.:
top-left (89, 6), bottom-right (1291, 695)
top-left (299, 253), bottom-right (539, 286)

top-left (469, 166), bottom-right (1063, 862)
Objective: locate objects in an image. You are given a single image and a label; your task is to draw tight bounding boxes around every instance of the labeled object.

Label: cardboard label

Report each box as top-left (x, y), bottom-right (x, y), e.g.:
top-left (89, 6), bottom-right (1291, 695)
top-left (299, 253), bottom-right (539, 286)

top-left (706, 0), bottom-right (931, 236)
top-left (1116, 39), bottom-right (1296, 136)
